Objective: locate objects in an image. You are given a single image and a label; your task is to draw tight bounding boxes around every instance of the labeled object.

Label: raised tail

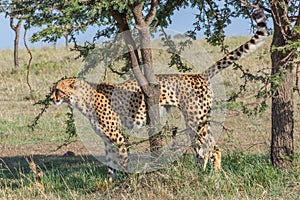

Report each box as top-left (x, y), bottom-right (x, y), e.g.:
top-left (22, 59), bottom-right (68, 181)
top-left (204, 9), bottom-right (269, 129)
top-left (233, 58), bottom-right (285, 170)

top-left (202, 9), bottom-right (268, 80)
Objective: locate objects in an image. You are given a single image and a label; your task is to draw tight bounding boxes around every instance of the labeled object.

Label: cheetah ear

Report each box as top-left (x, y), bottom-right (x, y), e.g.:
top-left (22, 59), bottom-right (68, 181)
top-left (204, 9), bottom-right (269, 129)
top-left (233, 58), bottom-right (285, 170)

top-left (72, 79), bottom-right (80, 89)
top-left (65, 79), bottom-right (75, 90)
top-left (69, 81), bottom-right (75, 89)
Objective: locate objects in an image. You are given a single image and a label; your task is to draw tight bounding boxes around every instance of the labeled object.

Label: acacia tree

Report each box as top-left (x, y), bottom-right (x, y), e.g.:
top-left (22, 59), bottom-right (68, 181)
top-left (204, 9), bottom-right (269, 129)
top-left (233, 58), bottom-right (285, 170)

top-left (108, 1), bottom-right (163, 153)
top-left (9, 16), bottom-right (22, 68)
top-left (1, 1), bottom-right (23, 67)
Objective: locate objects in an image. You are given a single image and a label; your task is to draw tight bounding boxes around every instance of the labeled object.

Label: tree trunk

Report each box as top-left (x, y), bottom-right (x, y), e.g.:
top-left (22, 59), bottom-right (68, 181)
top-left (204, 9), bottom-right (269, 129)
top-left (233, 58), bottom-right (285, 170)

top-left (270, 1), bottom-right (294, 169)
top-left (10, 17), bottom-right (22, 68)
top-left (139, 27), bottom-right (162, 154)
top-left (64, 31), bottom-right (69, 47)
top-left (110, 2), bottom-right (163, 155)
top-left (270, 54), bottom-right (294, 169)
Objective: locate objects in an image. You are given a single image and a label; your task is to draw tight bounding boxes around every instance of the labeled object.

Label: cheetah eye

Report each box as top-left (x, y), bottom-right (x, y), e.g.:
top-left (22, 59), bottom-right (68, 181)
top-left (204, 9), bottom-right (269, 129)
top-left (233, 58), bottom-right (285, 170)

top-left (55, 89), bottom-right (67, 97)
top-left (54, 89), bottom-right (66, 96)
top-left (55, 89), bottom-right (59, 96)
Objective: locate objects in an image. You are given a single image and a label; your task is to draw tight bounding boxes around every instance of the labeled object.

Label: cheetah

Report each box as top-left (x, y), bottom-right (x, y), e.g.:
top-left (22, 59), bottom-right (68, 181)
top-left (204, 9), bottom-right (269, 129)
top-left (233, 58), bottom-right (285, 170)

top-left (50, 9), bottom-right (267, 181)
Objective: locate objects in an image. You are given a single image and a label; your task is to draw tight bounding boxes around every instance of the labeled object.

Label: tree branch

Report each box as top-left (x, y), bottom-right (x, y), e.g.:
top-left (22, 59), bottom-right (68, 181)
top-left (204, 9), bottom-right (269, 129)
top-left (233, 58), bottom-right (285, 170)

top-left (270, 1), bottom-right (291, 41)
top-left (296, 63), bottom-right (300, 97)
top-left (109, 8), bottom-right (129, 32)
top-left (110, 8), bottom-right (149, 87)
top-left (24, 27), bottom-right (33, 99)
top-left (154, 0), bottom-right (186, 28)
top-left (239, 0), bottom-right (259, 9)
top-left (9, 16), bottom-right (17, 31)
top-left (131, 1), bottom-right (146, 28)
top-left (296, 3), bottom-right (300, 27)
top-left (145, 0), bottom-right (159, 26)
top-left (9, 17), bottom-right (15, 31)
top-left (47, 18), bottom-right (97, 32)
top-left (239, 0), bottom-right (271, 13)
top-left (130, 1), bottom-right (158, 84)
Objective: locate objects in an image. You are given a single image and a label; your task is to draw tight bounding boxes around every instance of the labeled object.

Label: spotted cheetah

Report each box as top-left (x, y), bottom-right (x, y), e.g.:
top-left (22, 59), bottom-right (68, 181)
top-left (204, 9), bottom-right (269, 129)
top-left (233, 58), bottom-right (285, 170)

top-left (50, 9), bottom-right (267, 181)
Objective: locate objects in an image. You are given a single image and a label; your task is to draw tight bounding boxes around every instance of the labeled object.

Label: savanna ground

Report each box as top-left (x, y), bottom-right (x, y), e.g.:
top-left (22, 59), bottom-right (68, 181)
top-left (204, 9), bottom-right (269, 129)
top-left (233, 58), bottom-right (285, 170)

top-left (0, 37), bottom-right (299, 199)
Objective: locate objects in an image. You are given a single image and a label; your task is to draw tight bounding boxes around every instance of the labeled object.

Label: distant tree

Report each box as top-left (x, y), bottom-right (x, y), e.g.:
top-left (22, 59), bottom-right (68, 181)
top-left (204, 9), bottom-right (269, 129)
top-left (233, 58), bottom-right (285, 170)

top-left (63, 31), bottom-right (69, 47)
top-left (173, 33), bottom-right (185, 40)
top-left (1, 0), bottom-right (23, 67)
top-left (9, 16), bottom-right (22, 67)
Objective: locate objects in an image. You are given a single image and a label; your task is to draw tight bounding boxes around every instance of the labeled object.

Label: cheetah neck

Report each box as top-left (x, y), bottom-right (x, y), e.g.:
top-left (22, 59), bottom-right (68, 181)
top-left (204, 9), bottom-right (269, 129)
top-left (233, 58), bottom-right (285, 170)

top-left (71, 80), bottom-right (97, 119)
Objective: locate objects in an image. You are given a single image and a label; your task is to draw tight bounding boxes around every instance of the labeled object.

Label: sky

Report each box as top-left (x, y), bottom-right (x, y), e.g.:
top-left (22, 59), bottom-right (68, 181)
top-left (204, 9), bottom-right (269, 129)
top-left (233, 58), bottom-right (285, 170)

top-left (0, 7), bottom-right (258, 50)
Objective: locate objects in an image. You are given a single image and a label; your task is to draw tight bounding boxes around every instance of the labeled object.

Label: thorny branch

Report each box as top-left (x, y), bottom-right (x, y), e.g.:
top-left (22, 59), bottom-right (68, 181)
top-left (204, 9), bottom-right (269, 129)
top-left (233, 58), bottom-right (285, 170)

top-left (29, 88), bottom-right (77, 151)
top-left (160, 27), bottom-right (193, 72)
top-left (227, 63), bottom-right (274, 116)
top-left (29, 93), bottom-right (51, 131)
top-left (9, 16), bottom-right (22, 31)
top-left (239, 0), bottom-right (271, 13)
top-left (45, 18), bottom-right (98, 32)
top-left (204, 1), bottom-right (228, 53)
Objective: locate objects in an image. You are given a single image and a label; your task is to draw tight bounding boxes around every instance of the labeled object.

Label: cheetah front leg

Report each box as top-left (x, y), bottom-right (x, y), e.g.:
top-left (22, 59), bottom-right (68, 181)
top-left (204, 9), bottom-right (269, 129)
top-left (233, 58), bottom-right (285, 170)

top-left (104, 142), bottom-right (118, 181)
top-left (104, 142), bottom-right (129, 182)
top-left (118, 143), bottom-right (129, 176)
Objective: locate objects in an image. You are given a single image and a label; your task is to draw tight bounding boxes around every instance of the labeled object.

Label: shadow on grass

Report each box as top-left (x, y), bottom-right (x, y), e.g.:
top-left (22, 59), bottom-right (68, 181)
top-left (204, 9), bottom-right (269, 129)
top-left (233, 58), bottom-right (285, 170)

top-left (0, 154), bottom-right (107, 180)
top-left (0, 152), bottom-right (299, 198)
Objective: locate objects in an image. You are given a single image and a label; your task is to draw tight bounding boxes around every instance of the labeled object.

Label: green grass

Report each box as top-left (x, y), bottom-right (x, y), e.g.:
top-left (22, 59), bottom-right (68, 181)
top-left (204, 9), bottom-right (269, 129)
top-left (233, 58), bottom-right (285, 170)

top-left (1, 153), bottom-right (298, 199)
top-left (0, 155), bottom-right (108, 199)
top-left (0, 38), bottom-right (299, 199)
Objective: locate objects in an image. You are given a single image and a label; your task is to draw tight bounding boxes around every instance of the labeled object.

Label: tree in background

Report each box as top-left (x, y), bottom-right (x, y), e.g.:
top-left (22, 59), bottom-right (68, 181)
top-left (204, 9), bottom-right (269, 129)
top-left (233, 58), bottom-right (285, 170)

top-left (12, 0), bottom-right (299, 169)
top-left (9, 16), bottom-right (22, 68)
top-left (1, 0), bottom-right (23, 67)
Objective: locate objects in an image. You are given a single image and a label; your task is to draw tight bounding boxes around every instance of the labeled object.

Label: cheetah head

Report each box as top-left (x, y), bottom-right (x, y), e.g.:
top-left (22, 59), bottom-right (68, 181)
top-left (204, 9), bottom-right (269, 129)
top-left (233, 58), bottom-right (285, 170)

top-left (50, 78), bottom-right (76, 105)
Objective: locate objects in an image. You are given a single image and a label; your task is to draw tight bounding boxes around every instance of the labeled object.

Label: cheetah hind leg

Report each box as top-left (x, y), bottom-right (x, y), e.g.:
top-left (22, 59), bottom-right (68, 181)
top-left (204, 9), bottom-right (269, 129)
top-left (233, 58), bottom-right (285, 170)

top-left (211, 145), bottom-right (221, 171)
top-left (193, 141), bottom-right (209, 171)
top-left (105, 144), bottom-right (119, 182)
top-left (199, 124), bottom-right (221, 171)
top-left (187, 128), bottom-right (210, 171)
top-left (193, 136), bottom-right (221, 171)
top-left (118, 144), bottom-right (129, 178)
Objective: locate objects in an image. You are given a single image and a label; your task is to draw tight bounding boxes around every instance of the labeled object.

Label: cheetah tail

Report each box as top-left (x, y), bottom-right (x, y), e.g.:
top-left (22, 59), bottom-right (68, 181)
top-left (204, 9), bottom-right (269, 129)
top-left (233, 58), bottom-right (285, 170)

top-left (202, 9), bottom-right (268, 81)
